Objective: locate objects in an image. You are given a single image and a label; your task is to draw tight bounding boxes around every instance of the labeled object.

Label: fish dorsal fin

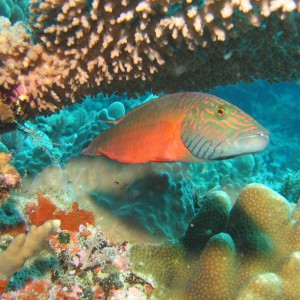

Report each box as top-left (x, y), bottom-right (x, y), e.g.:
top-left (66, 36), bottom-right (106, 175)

top-left (102, 100), bottom-right (155, 125)
top-left (180, 110), bottom-right (205, 159)
top-left (102, 118), bottom-right (122, 125)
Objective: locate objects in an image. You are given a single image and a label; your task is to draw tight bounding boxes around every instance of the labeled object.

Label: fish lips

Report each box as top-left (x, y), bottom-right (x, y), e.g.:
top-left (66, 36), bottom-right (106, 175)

top-left (215, 129), bottom-right (270, 160)
top-left (233, 130), bottom-right (270, 155)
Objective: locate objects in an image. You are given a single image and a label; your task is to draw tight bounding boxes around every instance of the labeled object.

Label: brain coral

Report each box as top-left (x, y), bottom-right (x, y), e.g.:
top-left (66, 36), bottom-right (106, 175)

top-left (0, 0), bottom-right (299, 124)
top-left (130, 183), bottom-right (300, 299)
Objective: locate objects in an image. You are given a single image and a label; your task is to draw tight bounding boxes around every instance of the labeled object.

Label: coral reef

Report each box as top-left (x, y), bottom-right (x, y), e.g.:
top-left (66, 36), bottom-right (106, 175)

top-left (0, 1), bottom-right (299, 124)
top-left (21, 156), bottom-right (195, 241)
top-left (191, 154), bottom-right (256, 203)
top-left (130, 184), bottom-right (300, 299)
top-left (0, 219), bottom-right (60, 279)
top-left (0, 187), bottom-right (154, 298)
top-left (1, 224), bottom-right (153, 299)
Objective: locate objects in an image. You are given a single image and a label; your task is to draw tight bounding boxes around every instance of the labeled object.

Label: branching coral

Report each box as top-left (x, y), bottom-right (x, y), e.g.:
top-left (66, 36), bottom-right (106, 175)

top-left (0, 219), bottom-right (60, 279)
top-left (0, 1), bottom-right (299, 124)
top-left (130, 184), bottom-right (300, 299)
top-left (0, 17), bottom-right (69, 122)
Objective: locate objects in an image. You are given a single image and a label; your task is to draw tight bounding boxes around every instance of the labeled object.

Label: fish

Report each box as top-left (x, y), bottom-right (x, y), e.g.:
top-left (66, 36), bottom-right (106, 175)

top-left (81, 92), bottom-right (269, 163)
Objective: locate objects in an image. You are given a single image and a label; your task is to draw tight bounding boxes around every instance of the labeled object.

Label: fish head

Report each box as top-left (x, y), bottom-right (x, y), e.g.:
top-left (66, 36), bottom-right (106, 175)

top-left (181, 94), bottom-right (269, 161)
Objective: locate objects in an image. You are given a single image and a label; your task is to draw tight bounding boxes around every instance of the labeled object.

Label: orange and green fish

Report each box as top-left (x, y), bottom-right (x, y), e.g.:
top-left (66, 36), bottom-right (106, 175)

top-left (81, 92), bottom-right (269, 163)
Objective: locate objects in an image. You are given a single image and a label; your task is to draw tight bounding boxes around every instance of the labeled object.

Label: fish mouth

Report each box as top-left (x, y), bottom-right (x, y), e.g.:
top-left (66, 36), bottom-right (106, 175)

top-left (234, 130), bottom-right (270, 154)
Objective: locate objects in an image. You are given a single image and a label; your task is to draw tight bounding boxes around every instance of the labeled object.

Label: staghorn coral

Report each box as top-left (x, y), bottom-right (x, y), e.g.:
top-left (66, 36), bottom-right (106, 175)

top-left (0, 219), bottom-right (61, 279)
top-left (130, 184), bottom-right (300, 299)
top-left (0, 1), bottom-right (299, 123)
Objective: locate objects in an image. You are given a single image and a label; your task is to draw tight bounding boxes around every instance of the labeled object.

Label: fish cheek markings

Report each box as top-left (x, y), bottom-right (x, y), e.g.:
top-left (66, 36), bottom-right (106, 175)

top-left (180, 107), bottom-right (206, 159)
top-left (180, 104), bottom-right (230, 160)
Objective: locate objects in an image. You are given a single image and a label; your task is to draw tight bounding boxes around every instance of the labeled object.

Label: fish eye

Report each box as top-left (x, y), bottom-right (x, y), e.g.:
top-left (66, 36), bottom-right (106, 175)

top-left (217, 107), bottom-right (225, 116)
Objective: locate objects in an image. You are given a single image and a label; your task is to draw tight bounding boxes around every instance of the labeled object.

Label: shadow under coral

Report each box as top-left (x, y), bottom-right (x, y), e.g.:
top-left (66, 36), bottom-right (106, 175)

top-left (18, 156), bottom-right (195, 244)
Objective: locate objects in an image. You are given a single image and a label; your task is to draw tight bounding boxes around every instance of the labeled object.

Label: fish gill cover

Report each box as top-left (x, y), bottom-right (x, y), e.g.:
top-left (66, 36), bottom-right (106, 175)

top-left (0, 1), bottom-right (299, 299)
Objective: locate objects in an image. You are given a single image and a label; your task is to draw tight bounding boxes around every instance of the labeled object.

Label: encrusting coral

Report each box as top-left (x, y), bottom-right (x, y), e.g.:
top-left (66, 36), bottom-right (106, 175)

top-left (0, 219), bottom-right (61, 279)
top-left (26, 193), bottom-right (95, 231)
top-left (0, 0), bottom-right (299, 124)
top-left (130, 183), bottom-right (300, 299)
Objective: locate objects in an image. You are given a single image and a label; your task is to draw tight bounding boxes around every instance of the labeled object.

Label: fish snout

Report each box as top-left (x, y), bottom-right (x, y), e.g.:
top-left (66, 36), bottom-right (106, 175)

top-left (234, 128), bottom-right (270, 154)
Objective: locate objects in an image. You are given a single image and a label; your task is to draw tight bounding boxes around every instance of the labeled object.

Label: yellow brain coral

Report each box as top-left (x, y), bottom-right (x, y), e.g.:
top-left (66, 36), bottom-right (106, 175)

top-left (130, 183), bottom-right (300, 299)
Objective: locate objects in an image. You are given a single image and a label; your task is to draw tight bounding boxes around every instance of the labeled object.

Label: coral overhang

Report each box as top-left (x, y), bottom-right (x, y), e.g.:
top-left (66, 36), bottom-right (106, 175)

top-left (0, 0), bottom-right (299, 124)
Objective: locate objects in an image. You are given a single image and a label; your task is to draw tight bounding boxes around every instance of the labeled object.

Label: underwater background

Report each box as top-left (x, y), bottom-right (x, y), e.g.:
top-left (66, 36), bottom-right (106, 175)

top-left (0, 1), bottom-right (300, 299)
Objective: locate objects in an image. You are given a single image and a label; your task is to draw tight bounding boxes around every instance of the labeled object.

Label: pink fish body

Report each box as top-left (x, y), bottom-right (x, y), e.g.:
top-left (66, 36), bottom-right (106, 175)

top-left (82, 92), bottom-right (269, 163)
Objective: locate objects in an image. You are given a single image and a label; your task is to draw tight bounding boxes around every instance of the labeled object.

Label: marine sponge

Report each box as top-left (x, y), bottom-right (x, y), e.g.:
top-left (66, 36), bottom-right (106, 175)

top-left (26, 193), bottom-right (95, 231)
top-left (0, 201), bottom-right (24, 230)
top-left (130, 184), bottom-right (300, 299)
top-left (7, 256), bottom-right (58, 291)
